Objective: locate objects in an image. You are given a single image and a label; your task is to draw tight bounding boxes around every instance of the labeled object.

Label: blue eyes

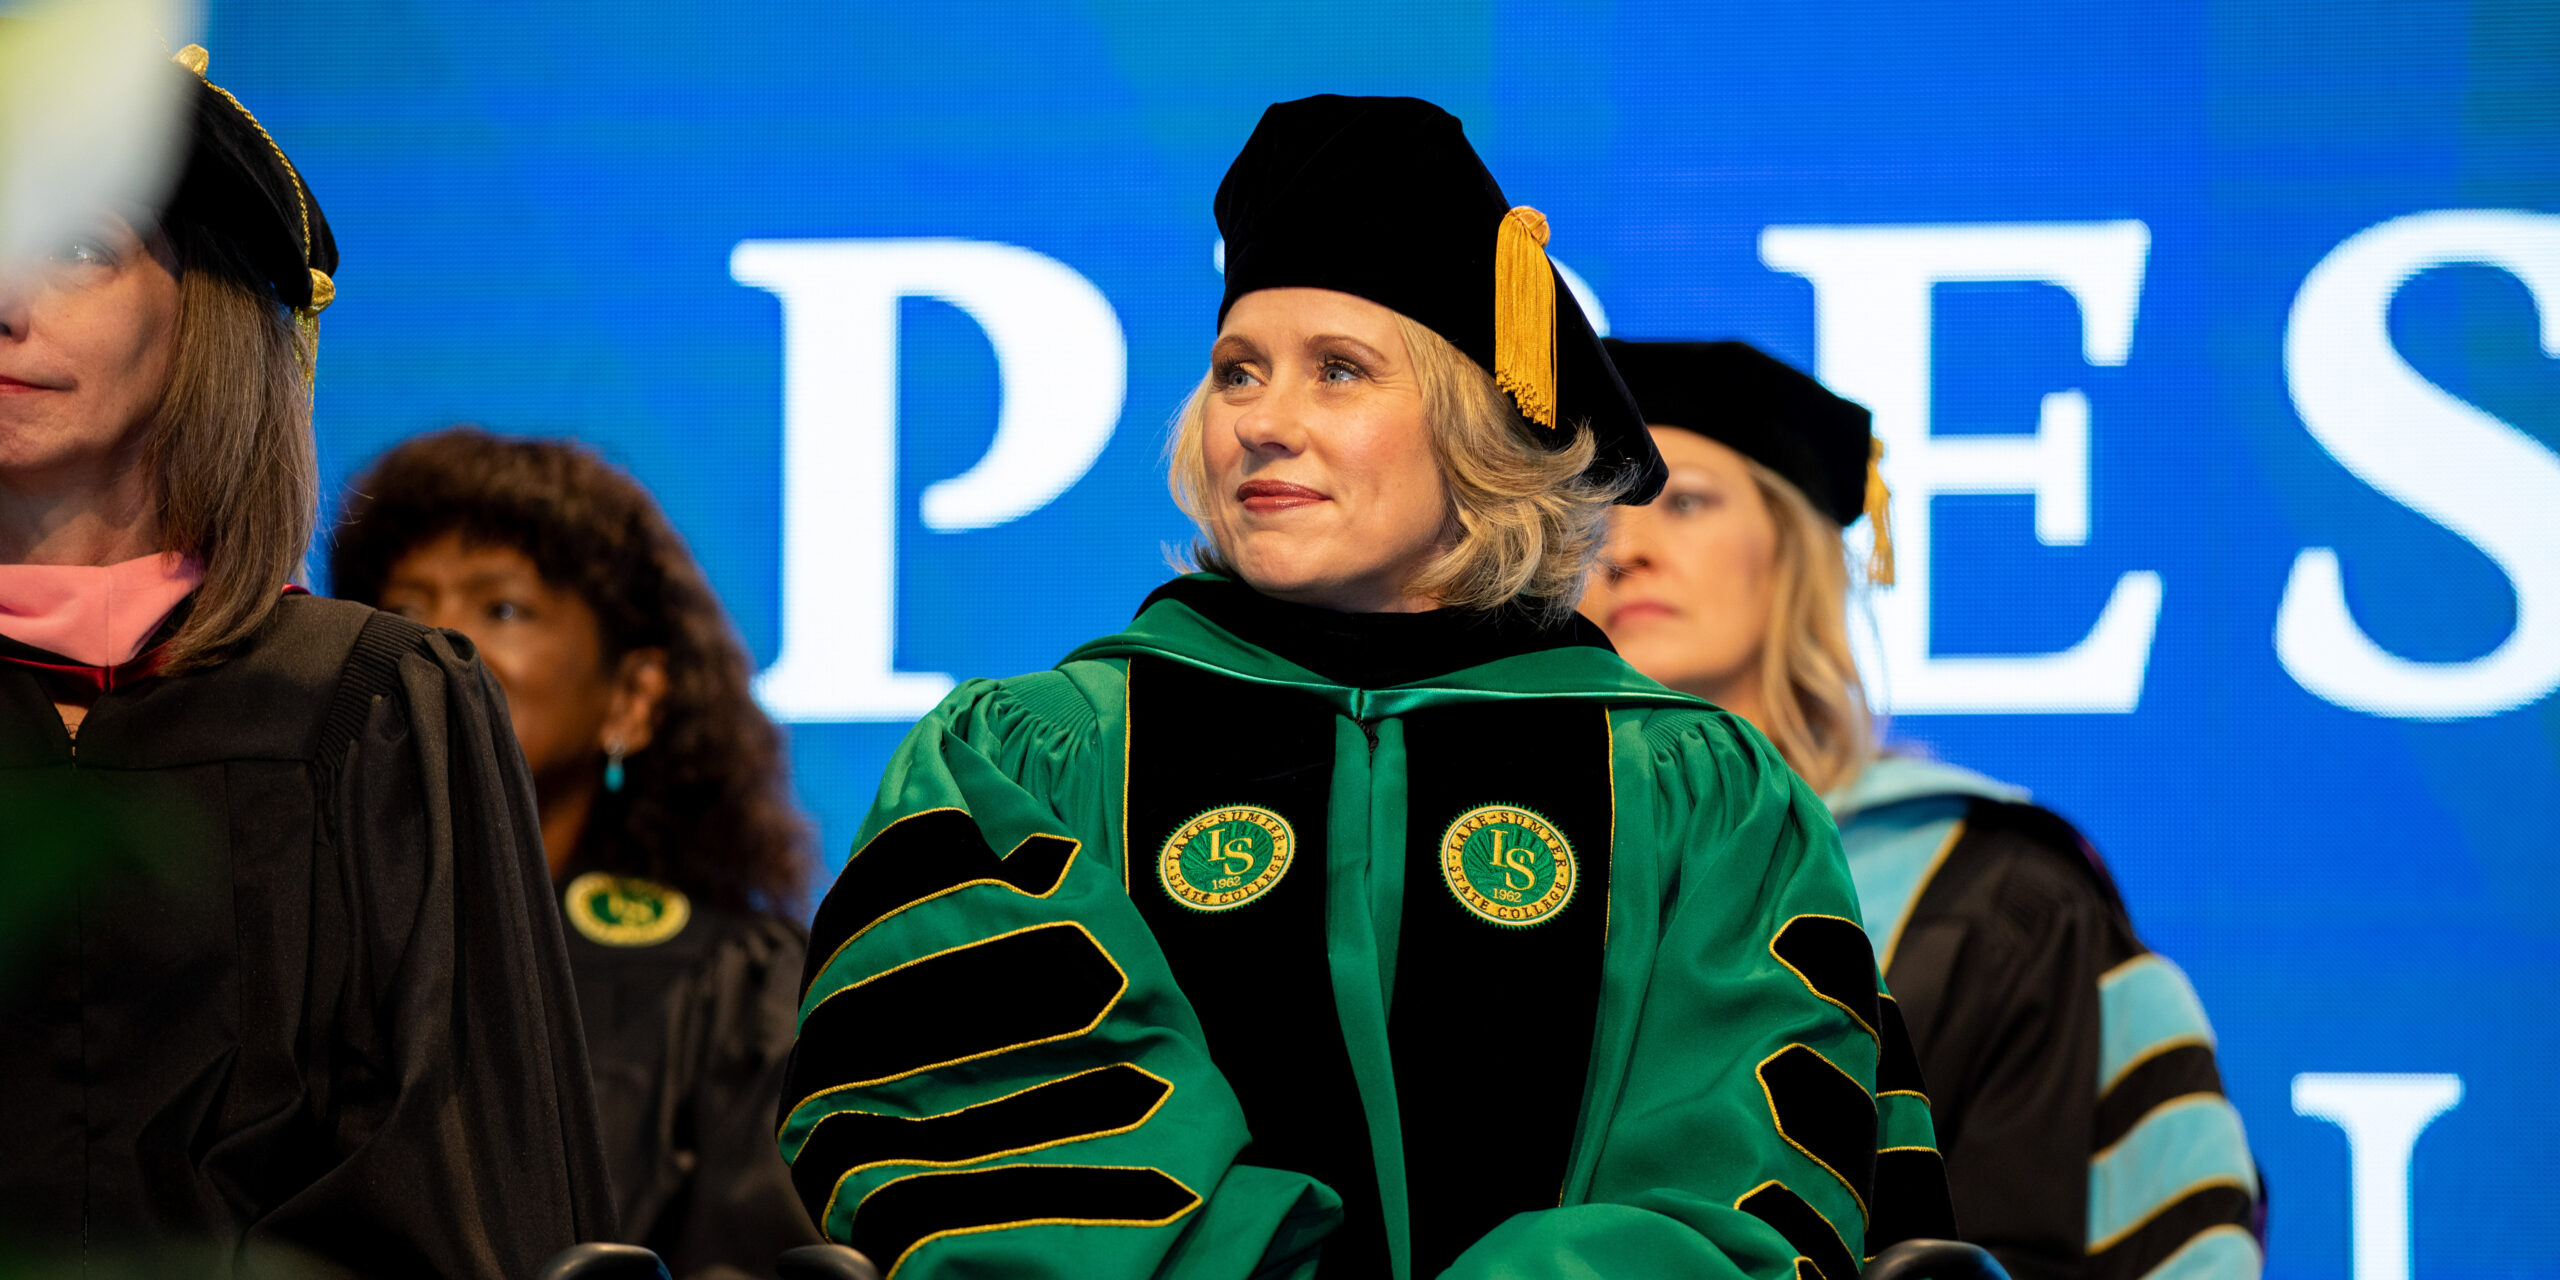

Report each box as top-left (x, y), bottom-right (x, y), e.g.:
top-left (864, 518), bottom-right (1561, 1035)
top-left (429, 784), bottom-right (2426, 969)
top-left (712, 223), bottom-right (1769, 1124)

top-left (47, 238), bottom-right (114, 268)
top-left (1664, 491), bottom-right (1719, 516)
top-left (1213, 359), bottom-right (1363, 389)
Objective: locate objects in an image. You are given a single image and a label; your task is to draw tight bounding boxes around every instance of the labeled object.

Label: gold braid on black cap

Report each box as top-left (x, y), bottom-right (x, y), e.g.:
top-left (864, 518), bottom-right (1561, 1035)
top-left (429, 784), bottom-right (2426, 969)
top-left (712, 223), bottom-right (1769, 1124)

top-left (171, 43), bottom-right (330, 382)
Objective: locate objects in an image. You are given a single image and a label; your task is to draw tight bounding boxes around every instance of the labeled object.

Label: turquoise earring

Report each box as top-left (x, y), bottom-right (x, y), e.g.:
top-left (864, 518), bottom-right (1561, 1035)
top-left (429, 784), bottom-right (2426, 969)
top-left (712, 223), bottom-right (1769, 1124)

top-left (604, 739), bottom-right (626, 794)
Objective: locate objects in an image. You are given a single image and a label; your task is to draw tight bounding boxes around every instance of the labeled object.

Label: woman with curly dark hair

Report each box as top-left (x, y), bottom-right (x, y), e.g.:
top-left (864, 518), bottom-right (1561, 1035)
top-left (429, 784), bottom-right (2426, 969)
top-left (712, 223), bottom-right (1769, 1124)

top-left (330, 427), bottom-right (823, 1279)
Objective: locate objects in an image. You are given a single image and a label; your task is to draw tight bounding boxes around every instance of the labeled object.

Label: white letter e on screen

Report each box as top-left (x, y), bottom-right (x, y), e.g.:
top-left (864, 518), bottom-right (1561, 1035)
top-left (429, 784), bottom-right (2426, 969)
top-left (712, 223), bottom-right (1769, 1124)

top-left (1761, 222), bottom-right (2162, 714)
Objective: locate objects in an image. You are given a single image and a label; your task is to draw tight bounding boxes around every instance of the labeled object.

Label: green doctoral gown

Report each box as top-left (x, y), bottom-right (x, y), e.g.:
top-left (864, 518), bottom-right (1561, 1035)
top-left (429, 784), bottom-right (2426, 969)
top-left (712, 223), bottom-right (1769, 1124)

top-left (782, 576), bottom-right (1953, 1280)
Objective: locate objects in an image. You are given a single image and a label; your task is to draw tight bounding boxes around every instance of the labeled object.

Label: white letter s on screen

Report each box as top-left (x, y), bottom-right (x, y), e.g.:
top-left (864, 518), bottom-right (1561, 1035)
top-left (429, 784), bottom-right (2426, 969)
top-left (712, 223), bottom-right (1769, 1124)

top-left (2278, 210), bottom-right (2560, 720)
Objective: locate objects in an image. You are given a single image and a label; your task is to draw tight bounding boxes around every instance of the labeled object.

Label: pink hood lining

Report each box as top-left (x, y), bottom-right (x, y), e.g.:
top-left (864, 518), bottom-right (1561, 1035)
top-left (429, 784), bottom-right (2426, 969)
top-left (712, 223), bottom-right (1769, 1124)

top-left (0, 552), bottom-right (205, 668)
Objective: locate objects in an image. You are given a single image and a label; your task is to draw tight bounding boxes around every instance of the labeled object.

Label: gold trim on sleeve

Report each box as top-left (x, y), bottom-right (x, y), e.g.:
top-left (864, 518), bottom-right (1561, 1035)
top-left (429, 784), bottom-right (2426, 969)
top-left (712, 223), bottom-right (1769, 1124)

top-left (1732, 1179), bottom-right (1857, 1280)
top-left (804, 817), bottom-right (1081, 996)
top-left (1768, 913), bottom-right (1881, 1043)
top-left (816, 1064), bottom-right (1177, 1227)
top-left (1754, 1044), bottom-right (1874, 1224)
top-left (788, 922), bottom-right (1130, 1118)
top-left (857, 1164), bottom-right (1203, 1279)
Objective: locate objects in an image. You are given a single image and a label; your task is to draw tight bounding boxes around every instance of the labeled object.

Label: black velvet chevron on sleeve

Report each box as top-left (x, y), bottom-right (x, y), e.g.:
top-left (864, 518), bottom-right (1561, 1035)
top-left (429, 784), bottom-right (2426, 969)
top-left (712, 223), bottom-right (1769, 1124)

top-left (1772, 914), bottom-right (1882, 1041)
top-left (1737, 1182), bottom-right (1861, 1280)
top-left (802, 809), bottom-right (1080, 996)
top-left (846, 1164), bottom-right (1200, 1276)
top-left (789, 1064), bottom-right (1172, 1223)
top-left (1875, 995), bottom-right (1928, 1101)
top-left (1866, 1147), bottom-right (1959, 1253)
top-left (1758, 1045), bottom-right (1879, 1222)
top-left (787, 924), bottom-right (1126, 1110)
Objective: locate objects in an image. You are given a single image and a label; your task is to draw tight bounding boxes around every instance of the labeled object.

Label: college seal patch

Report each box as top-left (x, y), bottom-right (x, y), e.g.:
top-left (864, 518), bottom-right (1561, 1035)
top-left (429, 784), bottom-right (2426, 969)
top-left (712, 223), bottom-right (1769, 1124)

top-left (1157, 804), bottom-right (1296, 912)
top-left (564, 871), bottom-right (693, 946)
top-left (1440, 804), bottom-right (1578, 927)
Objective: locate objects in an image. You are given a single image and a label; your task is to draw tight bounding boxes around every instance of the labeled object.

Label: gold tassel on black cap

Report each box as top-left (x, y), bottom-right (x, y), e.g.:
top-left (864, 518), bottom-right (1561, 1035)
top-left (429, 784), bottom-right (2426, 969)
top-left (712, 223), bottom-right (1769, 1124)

top-left (296, 268), bottom-right (329, 383)
top-left (1864, 437), bottom-right (1895, 586)
top-left (1493, 205), bottom-right (1558, 430)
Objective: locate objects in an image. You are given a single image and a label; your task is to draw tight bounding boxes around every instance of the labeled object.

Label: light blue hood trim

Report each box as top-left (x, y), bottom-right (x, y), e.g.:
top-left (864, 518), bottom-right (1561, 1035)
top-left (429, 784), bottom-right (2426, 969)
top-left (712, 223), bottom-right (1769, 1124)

top-left (1826, 755), bottom-right (2029, 970)
top-left (1826, 754), bottom-right (2028, 823)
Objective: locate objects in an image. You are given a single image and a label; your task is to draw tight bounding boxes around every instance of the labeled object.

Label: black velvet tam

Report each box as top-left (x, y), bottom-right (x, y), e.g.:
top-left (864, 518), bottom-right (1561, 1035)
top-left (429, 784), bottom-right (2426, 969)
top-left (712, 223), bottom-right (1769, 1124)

top-left (163, 47), bottom-right (336, 312)
top-left (1214, 95), bottom-right (1664, 505)
top-left (1603, 339), bottom-right (1873, 527)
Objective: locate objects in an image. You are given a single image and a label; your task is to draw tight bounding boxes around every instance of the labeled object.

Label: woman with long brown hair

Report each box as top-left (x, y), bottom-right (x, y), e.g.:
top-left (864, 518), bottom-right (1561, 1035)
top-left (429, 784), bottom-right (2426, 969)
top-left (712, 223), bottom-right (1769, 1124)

top-left (0, 45), bottom-right (610, 1278)
top-left (331, 427), bottom-right (823, 1279)
top-left (1581, 338), bottom-right (2263, 1280)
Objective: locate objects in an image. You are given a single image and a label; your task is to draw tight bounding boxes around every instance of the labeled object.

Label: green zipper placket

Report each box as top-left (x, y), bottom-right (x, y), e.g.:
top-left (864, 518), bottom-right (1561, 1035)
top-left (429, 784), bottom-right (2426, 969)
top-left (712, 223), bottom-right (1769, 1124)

top-left (1324, 705), bottom-right (1412, 1280)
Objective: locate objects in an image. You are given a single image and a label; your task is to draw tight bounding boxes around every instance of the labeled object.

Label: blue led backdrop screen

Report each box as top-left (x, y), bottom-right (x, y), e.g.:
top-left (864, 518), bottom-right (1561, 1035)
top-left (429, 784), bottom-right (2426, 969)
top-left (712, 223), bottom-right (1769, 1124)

top-left (199, 3), bottom-right (2557, 1276)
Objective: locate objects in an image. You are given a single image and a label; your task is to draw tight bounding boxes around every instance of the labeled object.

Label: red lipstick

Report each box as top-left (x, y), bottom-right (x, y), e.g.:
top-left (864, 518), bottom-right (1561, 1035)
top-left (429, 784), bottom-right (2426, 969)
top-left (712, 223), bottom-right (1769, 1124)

top-left (1236, 479), bottom-right (1327, 512)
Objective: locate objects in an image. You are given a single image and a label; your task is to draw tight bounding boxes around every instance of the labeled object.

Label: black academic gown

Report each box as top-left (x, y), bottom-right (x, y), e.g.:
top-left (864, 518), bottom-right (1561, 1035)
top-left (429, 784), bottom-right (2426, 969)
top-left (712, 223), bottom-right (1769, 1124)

top-left (563, 888), bottom-right (823, 1279)
top-left (1834, 758), bottom-right (2262, 1280)
top-left (0, 593), bottom-right (616, 1278)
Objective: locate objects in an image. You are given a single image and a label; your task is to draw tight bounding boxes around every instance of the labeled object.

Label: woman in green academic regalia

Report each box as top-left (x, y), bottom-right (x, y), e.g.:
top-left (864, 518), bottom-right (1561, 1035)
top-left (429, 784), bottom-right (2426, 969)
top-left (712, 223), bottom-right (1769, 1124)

top-left (782, 95), bottom-right (1955, 1280)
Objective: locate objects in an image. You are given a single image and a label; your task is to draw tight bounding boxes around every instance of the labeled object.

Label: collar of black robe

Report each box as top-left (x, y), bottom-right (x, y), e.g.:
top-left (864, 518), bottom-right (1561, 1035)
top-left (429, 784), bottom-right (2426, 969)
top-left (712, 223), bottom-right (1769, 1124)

top-left (1136, 575), bottom-right (1614, 690)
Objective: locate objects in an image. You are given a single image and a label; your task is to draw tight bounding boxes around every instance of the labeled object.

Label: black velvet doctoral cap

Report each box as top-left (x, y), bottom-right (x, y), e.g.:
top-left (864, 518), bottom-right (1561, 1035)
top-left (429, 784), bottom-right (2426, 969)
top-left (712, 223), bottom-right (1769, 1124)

top-left (1602, 339), bottom-right (1873, 528)
top-left (1214, 95), bottom-right (1664, 505)
top-left (162, 44), bottom-right (336, 315)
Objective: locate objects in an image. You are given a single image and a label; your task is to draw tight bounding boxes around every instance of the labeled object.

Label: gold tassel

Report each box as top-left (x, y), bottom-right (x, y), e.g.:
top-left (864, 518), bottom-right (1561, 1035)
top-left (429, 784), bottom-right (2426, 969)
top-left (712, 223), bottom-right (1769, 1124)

top-left (297, 312), bottom-right (321, 383)
top-left (298, 273), bottom-right (331, 384)
top-left (1864, 437), bottom-right (1895, 586)
top-left (1493, 205), bottom-right (1558, 430)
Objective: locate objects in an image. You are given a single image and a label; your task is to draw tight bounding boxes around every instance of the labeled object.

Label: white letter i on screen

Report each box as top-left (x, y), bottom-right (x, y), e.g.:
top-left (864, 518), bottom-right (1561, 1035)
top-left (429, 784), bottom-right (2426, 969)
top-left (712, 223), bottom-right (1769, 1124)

top-left (2293, 1072), bottom-right (2462, 1280)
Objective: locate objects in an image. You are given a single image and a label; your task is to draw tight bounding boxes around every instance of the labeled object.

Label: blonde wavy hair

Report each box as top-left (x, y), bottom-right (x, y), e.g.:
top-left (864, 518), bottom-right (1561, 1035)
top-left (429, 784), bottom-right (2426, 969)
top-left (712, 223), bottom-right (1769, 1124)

top-left (1169, 312), bottom-right (1624, 624)
top-left (1740, 457), bottom-right (1879, 795)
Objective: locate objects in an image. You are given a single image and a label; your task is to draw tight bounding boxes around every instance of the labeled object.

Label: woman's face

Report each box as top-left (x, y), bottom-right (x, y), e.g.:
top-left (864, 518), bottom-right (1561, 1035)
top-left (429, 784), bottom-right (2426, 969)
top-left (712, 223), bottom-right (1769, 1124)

top-left (1579, 429), bottom-right (1781, 706)
top-left (1202, 287), bottom-right (1450, 614)
top-left (0, 215), bottom-right (182, 481)
top-left (376, 531), bottom-right (661, 796)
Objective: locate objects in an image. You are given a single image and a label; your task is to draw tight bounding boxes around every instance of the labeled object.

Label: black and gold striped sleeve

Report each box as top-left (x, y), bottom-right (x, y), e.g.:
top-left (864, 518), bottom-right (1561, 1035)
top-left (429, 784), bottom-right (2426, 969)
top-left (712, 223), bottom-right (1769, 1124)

top-left (1742, 914), bottom-right (1957, 1280)
top-left (778, 677), bottom-right (1322, 1280)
